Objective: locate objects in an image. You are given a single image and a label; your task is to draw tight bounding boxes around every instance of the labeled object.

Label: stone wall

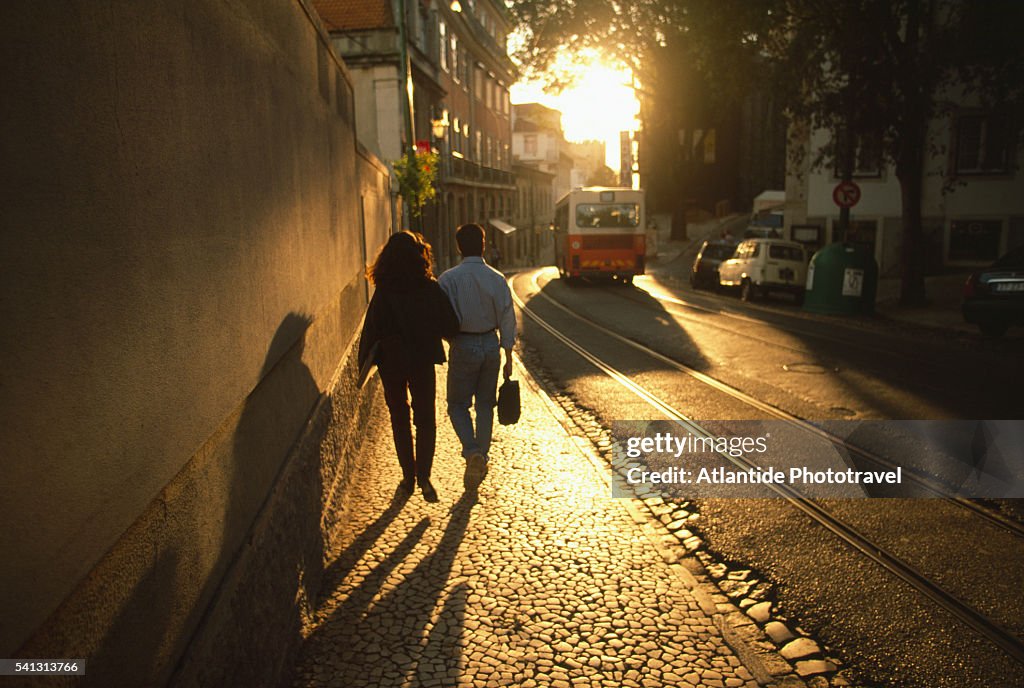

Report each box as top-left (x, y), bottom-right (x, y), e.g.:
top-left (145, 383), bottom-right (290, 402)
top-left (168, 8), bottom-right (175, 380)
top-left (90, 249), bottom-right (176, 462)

top-left (0, 1), bottom-right (391, 685)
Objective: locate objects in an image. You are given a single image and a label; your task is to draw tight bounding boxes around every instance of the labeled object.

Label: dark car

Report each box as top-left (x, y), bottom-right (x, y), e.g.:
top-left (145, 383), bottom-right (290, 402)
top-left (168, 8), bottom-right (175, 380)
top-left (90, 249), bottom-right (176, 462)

top-left (690, 239), bottom-right (738, 289)
top-left (962, 245), bottom-right (1024, 336)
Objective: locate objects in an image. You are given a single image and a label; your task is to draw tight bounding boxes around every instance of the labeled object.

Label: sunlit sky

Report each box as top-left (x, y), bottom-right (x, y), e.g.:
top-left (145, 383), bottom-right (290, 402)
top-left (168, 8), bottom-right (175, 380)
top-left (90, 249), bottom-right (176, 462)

top-left (510, 56), bottom-right (640, 173)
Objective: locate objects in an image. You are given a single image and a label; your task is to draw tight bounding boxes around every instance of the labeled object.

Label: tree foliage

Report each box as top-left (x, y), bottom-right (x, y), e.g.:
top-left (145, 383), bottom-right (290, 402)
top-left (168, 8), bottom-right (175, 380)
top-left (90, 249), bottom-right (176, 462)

top-left (586, 164), bottom-right (619, 186)
top-left (510, 0), bottom-right (1024, 305)
top-left (509, 0), bottom-right (772, 103)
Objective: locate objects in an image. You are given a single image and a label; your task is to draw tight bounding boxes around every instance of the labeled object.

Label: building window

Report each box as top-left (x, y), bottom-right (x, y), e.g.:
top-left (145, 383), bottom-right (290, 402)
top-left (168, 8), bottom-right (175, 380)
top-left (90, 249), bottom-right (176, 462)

top-left (439, 21), bottom-right (448, 71)
top-left (475, 131), bottom-right (482, 162)
top-left (524, 134), bottom-right (538, 157)
top-left (955, 113), bottom-right (1012, 175)
top-left (416, 6), bottom-right (428, 51)
top-left (450, 35), bottom-right (459, 83)
top-left (949, 219), bottom-right (1002, 262)
top-left (704, 128), bottom-right (716, 164)
top-left (834, 131), bottom-right (883, 179)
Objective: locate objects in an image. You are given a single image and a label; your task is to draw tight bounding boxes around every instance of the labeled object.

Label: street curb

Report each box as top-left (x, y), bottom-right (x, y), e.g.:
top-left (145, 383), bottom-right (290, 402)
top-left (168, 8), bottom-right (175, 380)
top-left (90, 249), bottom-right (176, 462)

top-left (511, 351), bottom-right (788, 687)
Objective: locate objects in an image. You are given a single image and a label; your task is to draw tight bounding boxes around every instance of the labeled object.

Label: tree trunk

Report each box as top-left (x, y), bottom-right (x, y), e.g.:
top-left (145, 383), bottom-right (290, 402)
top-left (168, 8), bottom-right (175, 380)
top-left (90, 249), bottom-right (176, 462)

top-left (895, 0), bottom-right (928, 308)
top-left (671, 201), bottom-right (688, 241)
top-left (895, 131), bottom-right (928, 307)
top-left (671, 130), bottom-right (688, 241)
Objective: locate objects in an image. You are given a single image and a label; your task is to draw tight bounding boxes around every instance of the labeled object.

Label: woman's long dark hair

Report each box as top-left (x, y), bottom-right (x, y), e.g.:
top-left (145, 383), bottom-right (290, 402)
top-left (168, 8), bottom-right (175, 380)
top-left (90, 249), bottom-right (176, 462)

top-left (367, 230), bottom-right (435, 289)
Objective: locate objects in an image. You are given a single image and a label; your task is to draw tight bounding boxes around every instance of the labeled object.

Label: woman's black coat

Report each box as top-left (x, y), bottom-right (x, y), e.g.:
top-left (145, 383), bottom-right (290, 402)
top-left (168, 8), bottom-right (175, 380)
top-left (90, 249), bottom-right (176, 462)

top-left (357, 278), bottom-right (460, 372)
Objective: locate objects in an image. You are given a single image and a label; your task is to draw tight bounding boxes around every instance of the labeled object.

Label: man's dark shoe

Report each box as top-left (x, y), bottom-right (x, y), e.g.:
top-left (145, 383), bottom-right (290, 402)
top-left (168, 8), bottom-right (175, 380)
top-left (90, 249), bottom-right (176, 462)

top-left (466, 452), bottom-right (487, 479)
top-left (420, 479), bottom-right (439, 503)
top-left (398, 477), bottom-right (415, 495)
top-left (464, 453), bottom-right (487, 491)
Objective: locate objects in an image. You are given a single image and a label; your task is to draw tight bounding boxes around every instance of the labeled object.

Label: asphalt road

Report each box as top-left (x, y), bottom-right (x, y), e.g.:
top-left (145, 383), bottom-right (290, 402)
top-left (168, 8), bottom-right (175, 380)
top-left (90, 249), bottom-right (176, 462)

top-left (511, 263), bottom-right (1024, 688)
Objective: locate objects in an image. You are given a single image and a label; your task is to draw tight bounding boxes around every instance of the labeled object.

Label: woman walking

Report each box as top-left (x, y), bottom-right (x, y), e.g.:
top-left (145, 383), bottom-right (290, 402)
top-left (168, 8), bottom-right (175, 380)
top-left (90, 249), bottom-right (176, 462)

top-left (358, 231), bottom-right (460, 501)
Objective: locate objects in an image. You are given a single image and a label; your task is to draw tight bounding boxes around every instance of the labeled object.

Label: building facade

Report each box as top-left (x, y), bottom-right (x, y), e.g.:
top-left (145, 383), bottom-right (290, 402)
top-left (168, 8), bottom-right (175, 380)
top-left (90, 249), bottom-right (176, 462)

top-left (636, 47), bottom-right (785, 222)
top-left (512, 102), bottom-right (575, 204)
top-left (785, 106), bottom-right (1024, 276)
top-left (569, 139), bottom-right (609, 187)
top-left (511, 162), bottom-right (556, 266)
top-left (316, 0), bottom-right (517, 269)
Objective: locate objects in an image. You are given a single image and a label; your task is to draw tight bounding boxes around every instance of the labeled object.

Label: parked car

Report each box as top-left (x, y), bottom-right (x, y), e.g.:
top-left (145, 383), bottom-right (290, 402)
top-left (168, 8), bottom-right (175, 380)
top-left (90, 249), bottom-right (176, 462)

top-left (744, 207), bottom-right (784, 238)
top-left (718, 238), bottom-right (807, 302)
top-left (962, 245), bottom-right (1024, 337)
top-left (690, 239), bottom-right (738, 289)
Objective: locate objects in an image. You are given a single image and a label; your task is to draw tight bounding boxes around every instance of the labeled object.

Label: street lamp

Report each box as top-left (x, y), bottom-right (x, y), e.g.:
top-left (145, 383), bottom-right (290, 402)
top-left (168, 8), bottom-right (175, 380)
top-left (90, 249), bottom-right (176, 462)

top-left (450, 1), bottom-right (463, 12)
top-left (427, 110), bottom-right (450, 267)
top-left (431, 110), bottom-right (450, 140)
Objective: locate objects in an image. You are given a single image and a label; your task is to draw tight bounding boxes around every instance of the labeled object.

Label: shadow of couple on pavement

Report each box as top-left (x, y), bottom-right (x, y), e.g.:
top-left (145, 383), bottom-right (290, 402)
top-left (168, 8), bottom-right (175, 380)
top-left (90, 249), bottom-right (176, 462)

top-left (305, 483), bottom-right (480, 686)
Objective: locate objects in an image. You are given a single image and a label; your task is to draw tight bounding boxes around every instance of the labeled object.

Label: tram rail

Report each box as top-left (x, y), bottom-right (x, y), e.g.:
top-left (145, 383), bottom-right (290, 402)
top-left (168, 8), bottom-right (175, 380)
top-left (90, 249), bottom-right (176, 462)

top-left (509, 270), bottom-right (1024, 665)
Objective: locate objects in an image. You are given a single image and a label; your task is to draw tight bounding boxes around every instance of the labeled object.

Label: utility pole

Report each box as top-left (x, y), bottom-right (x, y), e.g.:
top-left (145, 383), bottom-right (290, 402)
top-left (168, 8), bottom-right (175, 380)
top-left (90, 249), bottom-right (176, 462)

top-left (396, 0), bottom-right (418, 231)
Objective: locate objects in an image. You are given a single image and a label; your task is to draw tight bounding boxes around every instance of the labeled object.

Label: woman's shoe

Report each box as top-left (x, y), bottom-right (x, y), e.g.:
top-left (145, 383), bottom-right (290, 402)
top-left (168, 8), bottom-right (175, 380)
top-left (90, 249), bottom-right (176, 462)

top-left (419, 479), bottom-right (438, 502)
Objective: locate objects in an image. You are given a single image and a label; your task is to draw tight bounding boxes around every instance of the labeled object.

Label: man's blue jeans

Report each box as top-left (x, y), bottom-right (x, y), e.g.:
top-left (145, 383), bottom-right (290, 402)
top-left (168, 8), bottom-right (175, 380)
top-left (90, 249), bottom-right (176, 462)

top-left (447, 332), bottom-right (501, 459)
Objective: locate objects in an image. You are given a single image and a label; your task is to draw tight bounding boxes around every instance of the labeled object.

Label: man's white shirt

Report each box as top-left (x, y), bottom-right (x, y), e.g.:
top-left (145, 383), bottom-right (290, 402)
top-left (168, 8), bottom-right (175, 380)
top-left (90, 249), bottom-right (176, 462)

top-left (438, 257), bottom-right (516, 350)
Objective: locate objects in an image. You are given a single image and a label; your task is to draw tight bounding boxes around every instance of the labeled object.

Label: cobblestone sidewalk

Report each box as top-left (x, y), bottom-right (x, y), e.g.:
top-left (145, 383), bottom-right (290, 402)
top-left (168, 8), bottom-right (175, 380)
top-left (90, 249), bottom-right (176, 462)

top-left (287, 359), bottom-right (760, 688)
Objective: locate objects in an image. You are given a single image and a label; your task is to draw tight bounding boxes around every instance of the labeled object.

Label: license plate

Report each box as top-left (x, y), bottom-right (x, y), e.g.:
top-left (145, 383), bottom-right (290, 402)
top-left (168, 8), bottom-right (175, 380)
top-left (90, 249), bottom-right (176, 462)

top-left (779, 268), bottom-right (795, 281)
top-left (993, 282), bottom-right (1024, 292)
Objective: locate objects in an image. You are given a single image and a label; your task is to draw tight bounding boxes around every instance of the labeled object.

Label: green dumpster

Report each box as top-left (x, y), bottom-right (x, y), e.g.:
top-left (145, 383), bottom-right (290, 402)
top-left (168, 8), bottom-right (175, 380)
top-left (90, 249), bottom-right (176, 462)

top-left (802, 242), bottom-right (878, 315)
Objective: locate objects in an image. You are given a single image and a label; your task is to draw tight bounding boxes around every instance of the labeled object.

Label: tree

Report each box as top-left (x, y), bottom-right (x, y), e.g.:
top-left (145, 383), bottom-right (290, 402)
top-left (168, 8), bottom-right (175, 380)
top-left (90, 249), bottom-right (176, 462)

top-left (510, 0), bottom-right (1024, 306)
top-left (586, 164), bottom-right (618, 186)
top-left (757, 0), bottom-right (1024, 306)
top-left (511, 1), bottom-right (782, 242)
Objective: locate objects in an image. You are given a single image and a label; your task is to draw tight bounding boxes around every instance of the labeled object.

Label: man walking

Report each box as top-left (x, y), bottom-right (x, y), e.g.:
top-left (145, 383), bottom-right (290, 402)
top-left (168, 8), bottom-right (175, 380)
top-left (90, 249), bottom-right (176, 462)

top-left (438, 223), bottom-right (516, 483)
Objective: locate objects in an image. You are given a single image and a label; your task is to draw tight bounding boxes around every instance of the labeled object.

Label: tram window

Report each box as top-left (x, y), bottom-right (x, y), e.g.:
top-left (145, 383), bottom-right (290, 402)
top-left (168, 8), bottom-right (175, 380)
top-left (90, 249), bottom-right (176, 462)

top-left (555, 205), bottom-right (569, 231)
top-left (575, 203), bottom-right (639, 228)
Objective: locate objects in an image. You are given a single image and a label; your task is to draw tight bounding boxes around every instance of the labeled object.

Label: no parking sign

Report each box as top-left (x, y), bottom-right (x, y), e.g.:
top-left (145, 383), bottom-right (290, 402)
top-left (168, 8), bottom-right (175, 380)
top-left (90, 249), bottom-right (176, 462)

top-left (833, 180), bottom-right (861, 208)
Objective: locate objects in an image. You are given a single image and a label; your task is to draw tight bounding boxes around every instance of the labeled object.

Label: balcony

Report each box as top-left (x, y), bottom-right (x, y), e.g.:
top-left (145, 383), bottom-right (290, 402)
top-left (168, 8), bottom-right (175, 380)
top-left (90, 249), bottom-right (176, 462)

top-left (444, 156), bottom-right (514, 187)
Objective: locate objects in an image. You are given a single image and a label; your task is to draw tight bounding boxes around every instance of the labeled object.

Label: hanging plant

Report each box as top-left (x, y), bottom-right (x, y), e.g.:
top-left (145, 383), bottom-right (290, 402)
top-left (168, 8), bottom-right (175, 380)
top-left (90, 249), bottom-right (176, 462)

top-left (392, 150), bottom-right (439, 217)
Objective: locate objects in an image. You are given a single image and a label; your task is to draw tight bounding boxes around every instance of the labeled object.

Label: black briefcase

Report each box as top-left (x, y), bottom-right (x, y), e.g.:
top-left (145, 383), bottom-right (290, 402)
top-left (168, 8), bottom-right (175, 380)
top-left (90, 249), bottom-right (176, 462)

top-left (497, 377), bottom-right (521, 425)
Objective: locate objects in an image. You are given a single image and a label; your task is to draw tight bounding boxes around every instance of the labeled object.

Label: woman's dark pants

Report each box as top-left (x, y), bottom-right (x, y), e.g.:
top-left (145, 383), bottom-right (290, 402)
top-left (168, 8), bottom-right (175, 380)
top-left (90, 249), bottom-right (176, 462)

top-left (379, 362), bottom-right (436, 483)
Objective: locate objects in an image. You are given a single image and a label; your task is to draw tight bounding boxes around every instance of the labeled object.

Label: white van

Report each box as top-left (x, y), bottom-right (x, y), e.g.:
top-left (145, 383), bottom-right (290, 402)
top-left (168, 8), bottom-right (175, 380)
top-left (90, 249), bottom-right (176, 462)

top-left (718, 238), bottom-right (807, 302)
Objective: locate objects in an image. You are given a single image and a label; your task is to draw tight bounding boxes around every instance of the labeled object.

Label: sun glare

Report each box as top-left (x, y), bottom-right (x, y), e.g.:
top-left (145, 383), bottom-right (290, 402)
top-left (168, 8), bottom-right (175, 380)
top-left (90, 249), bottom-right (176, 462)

top-left (511, 60), bottom-right (640, 172)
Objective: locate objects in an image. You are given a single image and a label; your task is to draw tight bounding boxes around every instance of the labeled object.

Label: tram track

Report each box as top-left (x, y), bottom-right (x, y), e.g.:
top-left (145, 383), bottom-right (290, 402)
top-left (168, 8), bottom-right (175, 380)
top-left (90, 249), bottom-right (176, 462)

top-left (543, 274), bottom-right (971, 409)
top-left (509, 269), bottom-right (1024, 667)
top-left (632, 279), bottom-right (933, 365)
top-left (620, 276), bottom-right (1024, 412)
top-left (604, 276), bottom-right (962, 397)
top-left (518, 270), bottom-right (1024, 539)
